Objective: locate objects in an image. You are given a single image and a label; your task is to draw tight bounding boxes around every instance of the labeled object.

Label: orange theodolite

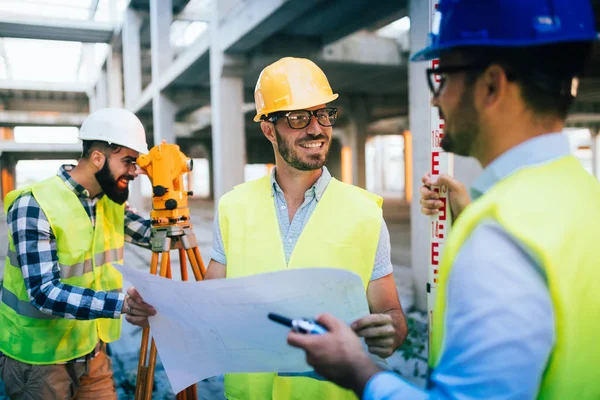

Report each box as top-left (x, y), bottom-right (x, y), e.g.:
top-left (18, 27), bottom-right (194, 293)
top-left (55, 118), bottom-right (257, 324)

top-left (134, 143), bottom-right (206, 400)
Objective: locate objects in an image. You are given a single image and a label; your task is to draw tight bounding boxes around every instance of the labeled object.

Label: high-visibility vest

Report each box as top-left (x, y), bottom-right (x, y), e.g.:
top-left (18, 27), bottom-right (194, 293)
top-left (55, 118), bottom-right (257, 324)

top-left (0, 176), bottom-right (125, 364)
top-left (219, 175), bottom-right (382, 400)
top-left (430, 156), bottom-right (600, 399)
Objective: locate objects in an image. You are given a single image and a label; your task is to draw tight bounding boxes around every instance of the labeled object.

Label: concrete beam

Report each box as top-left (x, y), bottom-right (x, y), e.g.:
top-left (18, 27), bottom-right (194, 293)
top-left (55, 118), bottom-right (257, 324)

top-left (0, 111), bottom-right (87, 127)
top-left (320, 31), bottom-right (403, 66)
top-left (220, 0), bottom-right (324, 53)
top-left (157, 31), bottom-right (210, 89)
top-left (0, 142), bottom-right (81, 153)
top-left (0, 16), bottom-right (113, 43)
top-left (0, 80), bottom-right (89, 93)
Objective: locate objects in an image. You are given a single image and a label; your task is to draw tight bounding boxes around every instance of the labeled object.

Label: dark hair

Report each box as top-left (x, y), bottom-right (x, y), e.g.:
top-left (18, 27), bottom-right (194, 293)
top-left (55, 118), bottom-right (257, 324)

top-left (459, 42), bottom-right (593, 119)
top-left (81, 140), bottom-right (123, 159)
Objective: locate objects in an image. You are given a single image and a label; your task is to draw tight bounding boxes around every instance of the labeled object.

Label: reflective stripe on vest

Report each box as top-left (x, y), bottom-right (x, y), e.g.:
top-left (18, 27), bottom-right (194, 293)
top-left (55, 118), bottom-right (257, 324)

top-left (430, 156), bottom-right (600, 399)
top-left (220, 175), bottom-right (382, 400)
top-left (6, 247), bottom-right (124, 280)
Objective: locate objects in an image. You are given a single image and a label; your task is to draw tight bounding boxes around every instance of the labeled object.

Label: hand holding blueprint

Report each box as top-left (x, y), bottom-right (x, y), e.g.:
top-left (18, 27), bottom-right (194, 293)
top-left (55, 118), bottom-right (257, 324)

top-left (117, 266), bottom-right (371, 393)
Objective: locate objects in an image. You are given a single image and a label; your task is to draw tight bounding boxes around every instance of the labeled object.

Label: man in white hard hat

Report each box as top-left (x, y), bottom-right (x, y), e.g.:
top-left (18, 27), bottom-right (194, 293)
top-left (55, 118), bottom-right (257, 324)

top-left (0, 108), bottom-right (152, 399)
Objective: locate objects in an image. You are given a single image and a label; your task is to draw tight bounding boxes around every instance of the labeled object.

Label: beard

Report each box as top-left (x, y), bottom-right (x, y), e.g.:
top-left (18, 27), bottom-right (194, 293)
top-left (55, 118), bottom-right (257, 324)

top-left (95, 160), bottom-right (132, 205)
top-left (275, 127), bottom-right (330, 171)
top-left (440, 85), bottom-right (480, 157)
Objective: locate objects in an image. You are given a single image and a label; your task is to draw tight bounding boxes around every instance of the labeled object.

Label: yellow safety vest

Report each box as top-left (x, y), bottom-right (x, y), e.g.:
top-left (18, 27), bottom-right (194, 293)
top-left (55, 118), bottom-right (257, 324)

top-left (219, 175), bottom-right (382, 400)
top-left (0, 176), bottom-right (125, 364)
top-left (430, 156), bottom-right (600, 399)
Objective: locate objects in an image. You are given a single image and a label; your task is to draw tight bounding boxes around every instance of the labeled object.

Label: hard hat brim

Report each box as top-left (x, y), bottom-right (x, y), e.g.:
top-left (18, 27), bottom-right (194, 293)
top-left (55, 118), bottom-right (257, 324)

top-left (411, 34), bottom-right (600, 62)
top-left (253, 93), bottom-right (339, 122)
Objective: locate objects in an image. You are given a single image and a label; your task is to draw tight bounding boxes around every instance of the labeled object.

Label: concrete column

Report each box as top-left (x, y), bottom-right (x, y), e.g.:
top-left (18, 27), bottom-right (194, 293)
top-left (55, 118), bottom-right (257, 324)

top-left (150, 0), bottom-right (176, 145)
top-left (88, 89), bottom-right (97, 113)
top-left (107, 44), bottom-right (123, 108)
top-left (96, 68), bottom-right (109, 110)
top-left (152, 94), bottom-right (177, 144)
top-left (409, 0), bottom-right (432, 312)
top-left (122, 8), bottom-right (142, 110)
top-left (210, 0), bottom-right (246, 203)
top-left (348, 96), bottom-right (369, 189)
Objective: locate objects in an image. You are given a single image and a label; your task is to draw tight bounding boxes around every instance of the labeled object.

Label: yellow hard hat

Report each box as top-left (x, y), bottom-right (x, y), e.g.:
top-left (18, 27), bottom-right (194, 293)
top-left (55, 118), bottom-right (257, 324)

top-left (253, 57), bottom-right (339, 122)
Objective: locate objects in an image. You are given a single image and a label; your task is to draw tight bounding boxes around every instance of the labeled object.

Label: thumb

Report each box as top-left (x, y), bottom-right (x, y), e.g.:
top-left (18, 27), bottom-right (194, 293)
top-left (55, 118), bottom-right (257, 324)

top-left (433, 174), bottom-right (463, 192)
top-left (127, 287), bottom-right (143, 303)
top-left (315, 313), bottom-right (344, 332)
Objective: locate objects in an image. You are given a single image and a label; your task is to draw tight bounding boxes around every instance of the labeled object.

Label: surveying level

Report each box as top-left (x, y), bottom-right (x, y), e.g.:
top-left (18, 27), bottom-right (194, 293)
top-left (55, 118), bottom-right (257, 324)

top-left (134, 143), bottom-right (206, 400)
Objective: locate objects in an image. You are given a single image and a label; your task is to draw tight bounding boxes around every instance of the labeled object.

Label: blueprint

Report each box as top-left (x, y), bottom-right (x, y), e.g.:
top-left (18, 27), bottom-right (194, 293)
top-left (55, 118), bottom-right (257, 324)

top-left (116, 266), bottom-right (371, 394)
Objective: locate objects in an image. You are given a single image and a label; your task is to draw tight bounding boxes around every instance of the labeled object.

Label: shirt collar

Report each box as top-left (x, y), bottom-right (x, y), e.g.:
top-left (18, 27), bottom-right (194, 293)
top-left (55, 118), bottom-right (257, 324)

top-left (270, 166), bottom-right (331, 201)
top-left (470, 132), bottom-right (571, 200)
top-left (58, 164), bottom-right (95, 198)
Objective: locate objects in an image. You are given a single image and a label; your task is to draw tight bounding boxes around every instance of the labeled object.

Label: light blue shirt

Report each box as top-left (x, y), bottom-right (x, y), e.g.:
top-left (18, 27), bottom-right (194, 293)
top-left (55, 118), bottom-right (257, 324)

top-left (364, 133), bottom-right (570, 399)
top-left (211, 166), bottom-right (393, 281)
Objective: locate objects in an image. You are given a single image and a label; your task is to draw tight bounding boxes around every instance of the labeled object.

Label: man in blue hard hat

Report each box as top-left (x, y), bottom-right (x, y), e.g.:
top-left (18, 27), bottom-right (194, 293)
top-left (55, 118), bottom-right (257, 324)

top-left (285, 0), bottom-right (600, 399)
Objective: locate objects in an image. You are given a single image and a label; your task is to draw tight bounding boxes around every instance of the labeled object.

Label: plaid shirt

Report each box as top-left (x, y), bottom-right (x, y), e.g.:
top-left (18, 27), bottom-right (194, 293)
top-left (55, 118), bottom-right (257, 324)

top-left (2, 165), bottom-right (152, 363)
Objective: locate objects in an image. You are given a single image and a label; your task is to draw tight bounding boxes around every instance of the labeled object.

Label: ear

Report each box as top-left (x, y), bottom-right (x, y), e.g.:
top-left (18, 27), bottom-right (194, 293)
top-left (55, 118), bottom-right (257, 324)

top-left (261, 121), bottom-right (277, 144)
top-left (90, 149), bottom-right (106, 171)
top-left (479, 64), bottom-right (509, 108)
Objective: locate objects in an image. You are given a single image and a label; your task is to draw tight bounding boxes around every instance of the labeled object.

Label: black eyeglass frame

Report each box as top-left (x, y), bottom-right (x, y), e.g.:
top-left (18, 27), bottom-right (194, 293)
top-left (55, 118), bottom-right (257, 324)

top-left (426, 64), bottom-right (517, 97)
top-left (264, 107), bottom-right (339, 129)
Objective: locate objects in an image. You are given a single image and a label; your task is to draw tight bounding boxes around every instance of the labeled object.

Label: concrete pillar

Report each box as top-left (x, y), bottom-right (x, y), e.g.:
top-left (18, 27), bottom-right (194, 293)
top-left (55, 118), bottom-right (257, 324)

top-left (96, 68), bottom-right (109, 110)
top-left (152, 94), bottom-right (176, 145)
top-left (107, 44), bottom-right (123, 108)
top-left (88, 90), bottom-right (97, 113)
top-left (210, 0), bottom-right (246, 203)
top-left (150, 0), bottom-right (176, 145)
top-left (347, 96), bottom-right (369, 189)
top-left (122, 8), bottom-right (142, 110)
top-left (409, 0), bottom-right (433, 312)
top-left (326, 137), bottom-right (343, 180)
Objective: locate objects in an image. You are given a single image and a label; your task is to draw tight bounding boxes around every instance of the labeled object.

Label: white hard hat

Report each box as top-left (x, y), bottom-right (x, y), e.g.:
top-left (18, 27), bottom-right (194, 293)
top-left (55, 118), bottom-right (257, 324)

top-left (78, 108), bottom-right (149, 154)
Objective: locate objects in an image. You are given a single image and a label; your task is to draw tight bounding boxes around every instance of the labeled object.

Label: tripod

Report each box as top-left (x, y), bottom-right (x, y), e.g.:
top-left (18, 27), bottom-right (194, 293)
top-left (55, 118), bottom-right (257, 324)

top-left (134, 143), bottom-right (206, 400)
top-left (134, 221), bottom-right (207, 400)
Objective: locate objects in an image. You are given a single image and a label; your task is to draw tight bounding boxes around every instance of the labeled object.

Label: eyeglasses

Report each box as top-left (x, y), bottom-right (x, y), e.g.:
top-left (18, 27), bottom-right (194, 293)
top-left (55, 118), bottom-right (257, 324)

top-left (266, 107), bottom-right (338, 129)
top-left (426, 65), bottom-right (490, 97)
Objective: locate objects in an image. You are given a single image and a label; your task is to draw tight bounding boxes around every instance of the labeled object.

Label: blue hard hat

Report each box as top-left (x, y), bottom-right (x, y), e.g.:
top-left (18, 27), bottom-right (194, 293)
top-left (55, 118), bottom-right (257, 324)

top-left (411, 0), bottom-right (598, 62)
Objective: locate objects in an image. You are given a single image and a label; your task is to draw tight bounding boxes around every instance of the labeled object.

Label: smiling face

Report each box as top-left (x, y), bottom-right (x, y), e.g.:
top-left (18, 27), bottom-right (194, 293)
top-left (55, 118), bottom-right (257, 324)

top-left (94, 147), bottom-right (139, 204)
top-left (269, 104), bottom-right (333, 171)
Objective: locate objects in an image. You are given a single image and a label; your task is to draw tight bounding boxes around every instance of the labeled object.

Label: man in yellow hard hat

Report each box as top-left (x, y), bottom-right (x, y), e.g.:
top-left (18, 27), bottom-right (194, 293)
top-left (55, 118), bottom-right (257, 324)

top-left (0, 108), bottom-right (153, 399)
top-left (126, 57), bottom-right (408, 399)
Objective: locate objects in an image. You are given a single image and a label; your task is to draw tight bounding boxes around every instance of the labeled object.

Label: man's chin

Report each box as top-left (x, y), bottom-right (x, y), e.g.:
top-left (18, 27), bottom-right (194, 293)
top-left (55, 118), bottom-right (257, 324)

top-left (105, 189), bottom-right (129, 205)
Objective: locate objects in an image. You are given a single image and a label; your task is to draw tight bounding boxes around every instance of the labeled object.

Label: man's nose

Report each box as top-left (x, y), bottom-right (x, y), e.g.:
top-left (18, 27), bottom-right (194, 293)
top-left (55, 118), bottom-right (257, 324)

top-left (306, 115), bottom-right (323, 136)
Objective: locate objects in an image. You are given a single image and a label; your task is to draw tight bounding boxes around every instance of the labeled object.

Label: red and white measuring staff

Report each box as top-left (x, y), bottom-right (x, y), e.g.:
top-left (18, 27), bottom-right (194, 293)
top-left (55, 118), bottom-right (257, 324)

top-left (428, 0), bottom-right (453, 351)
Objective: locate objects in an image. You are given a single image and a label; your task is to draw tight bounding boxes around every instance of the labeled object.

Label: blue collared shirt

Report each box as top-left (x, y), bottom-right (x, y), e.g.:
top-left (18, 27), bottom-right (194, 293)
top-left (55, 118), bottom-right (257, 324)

top-left (211, 166), bottom-right (393, 281)
top-left (364, 133), bottom-right (570, 399)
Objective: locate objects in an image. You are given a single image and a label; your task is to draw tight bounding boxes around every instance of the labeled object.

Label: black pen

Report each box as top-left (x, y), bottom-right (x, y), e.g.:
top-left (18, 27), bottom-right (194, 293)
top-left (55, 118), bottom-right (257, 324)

top-left (268, 313), bottom-right (328, 335)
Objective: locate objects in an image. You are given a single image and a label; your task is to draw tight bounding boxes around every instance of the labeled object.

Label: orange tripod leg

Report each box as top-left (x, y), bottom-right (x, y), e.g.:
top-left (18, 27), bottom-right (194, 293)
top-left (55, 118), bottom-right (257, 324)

top-left (135, 252), bottom-right (159, 400)
top-left (175, 248), bottom-right (199, 400)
